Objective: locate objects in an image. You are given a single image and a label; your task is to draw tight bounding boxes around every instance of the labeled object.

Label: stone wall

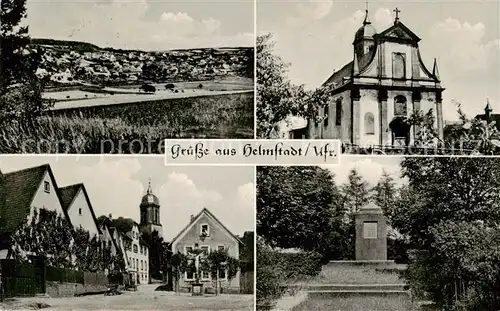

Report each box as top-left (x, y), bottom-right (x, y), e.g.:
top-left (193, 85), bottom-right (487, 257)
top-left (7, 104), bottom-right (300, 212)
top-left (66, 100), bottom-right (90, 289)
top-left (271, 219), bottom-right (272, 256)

top-left (46, 281), bottom-right (108, 297)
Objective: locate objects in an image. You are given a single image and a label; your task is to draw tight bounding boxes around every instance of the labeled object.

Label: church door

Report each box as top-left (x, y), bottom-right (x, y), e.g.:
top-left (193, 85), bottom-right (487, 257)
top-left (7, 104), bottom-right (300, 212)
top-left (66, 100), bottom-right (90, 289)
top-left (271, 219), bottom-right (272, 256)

top-left (389, 117), bottom-right (411, 146)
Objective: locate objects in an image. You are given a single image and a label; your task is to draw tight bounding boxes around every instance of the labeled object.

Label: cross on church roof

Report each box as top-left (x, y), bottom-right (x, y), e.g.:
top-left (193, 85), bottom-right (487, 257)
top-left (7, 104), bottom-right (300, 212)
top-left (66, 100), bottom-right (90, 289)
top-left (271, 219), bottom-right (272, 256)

top-left (393, 7), bottom-right (401, 24)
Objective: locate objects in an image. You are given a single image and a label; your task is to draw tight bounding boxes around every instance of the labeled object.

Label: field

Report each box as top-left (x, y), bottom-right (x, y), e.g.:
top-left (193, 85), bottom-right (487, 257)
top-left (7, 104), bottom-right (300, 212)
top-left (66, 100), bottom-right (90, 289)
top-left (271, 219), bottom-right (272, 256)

top-left (0, 92), bottom-right (254, 154)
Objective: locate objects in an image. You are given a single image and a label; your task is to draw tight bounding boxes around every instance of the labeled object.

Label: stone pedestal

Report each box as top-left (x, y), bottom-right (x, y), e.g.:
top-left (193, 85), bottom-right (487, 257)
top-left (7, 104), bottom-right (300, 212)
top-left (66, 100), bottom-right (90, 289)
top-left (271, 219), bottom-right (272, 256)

top-left (355, 202), bottom-right (387, 261)
top-left (191, 283), bottom-right (203, 296)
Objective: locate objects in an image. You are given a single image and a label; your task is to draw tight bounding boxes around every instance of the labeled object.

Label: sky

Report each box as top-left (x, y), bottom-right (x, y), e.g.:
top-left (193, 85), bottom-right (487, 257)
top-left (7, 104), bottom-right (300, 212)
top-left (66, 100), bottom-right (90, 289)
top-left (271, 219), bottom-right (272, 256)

top-left (258, 0), bottom-right (500, 121)
top-left (26, 0), bottom-right (254, 50)
top-left (0, 156), bottom-right (255, 241)
top-left (326, 156), bottom-right (406, 187)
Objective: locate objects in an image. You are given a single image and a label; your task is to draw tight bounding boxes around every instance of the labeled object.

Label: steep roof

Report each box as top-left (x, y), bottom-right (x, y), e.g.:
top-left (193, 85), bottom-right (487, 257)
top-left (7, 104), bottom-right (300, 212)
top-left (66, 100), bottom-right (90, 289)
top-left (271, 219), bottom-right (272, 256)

top-left (323, 48), bottom-right (375, 87)
top-left (170, 207), bottom-right (243, 246)
top-left (58, 183), bottom-right (102, 235)
top-left (0, 164), bottom-right (72, 234)
top-left (112, 217), bottom-right (139, 234)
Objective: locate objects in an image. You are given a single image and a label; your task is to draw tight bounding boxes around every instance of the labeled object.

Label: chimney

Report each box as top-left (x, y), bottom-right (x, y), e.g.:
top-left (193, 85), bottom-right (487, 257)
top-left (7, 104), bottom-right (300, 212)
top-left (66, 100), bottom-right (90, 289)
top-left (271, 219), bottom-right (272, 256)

top-left (190, 214), bottom-right (195, 223)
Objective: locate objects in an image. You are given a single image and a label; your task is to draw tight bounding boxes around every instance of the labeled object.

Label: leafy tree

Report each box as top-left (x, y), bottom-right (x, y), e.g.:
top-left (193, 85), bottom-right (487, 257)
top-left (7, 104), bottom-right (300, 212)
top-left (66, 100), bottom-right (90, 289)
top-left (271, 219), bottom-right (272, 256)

top-left (393, 157), bottom-right (500, 308)
top-left (0, 0), bottom-right (53, 125)
top-left (257, 166), bottom-right (343, 253)
top-left (142, 230), bottom-right (165, 280)
top-left (11, 208), bottom-right (75, 268)
top-left (371, 170), bottom-right (398, 218)
top-left (408, 109), bottom-right (439, 147)
top-left (170, 251), bottom-right (188, 294)
top-left (73, 227), bottom-right (112, 272)
top-left (200, 249), bottom-right (239, 295)
top-left (341, 168), bottom-right (370, 215)
top-left (443, 101), bottom-right (500, 154)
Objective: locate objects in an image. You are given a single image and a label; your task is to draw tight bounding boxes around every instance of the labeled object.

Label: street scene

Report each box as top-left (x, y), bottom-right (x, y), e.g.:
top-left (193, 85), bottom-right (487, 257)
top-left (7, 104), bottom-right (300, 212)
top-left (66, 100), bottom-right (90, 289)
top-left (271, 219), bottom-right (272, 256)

top-left (0, 156), bottom-right (255, 310)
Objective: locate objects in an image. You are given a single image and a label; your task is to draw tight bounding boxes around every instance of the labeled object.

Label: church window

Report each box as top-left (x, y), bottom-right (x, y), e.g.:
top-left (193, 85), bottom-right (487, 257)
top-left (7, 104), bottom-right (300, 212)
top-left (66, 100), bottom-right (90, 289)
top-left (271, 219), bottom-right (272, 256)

top-left (200, 224), bottom-right (209, 237)
top-left (323, 105), bottom-right (329, 127)
top-left (392, 53), bottom-right (406, 79)
top-left (394, 95), bottom-right (408, 116)
top-left (335, 99), bottom-right (342, 126)
top-left (44, 181), bottom-right (50, 193)
top-left (364, 113), bottom-right (375, 135)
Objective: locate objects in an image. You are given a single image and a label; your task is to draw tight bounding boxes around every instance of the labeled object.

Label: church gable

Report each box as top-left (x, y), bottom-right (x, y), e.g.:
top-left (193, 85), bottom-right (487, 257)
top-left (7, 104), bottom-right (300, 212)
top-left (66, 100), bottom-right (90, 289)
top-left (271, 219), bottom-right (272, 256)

top-left (376, 22), bottom-right (420, 44)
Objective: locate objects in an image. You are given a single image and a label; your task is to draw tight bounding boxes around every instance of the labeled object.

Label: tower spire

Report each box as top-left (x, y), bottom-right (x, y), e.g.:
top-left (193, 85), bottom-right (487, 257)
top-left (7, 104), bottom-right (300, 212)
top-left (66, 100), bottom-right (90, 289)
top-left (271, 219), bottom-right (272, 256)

top-left (147, 178), bottom-right (152, 194)
top-left (432, 58), bottom-right (440, 81)
top-left (363, 0), bottom-right (371, 25)
top-left (485, 98), bottom-right (493, 118)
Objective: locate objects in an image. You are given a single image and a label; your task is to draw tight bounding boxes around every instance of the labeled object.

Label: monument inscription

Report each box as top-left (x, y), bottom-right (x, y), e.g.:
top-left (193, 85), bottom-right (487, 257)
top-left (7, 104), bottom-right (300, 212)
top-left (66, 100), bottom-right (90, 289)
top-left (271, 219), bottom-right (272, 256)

top-left (363, 221), bottom-right (378, 239)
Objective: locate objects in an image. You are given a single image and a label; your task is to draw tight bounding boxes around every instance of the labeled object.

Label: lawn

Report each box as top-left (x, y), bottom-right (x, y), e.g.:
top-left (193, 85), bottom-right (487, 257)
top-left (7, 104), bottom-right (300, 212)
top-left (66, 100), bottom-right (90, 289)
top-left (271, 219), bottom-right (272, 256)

top-left (0, 92), bottom-right (254, 153)
top-left (291, 295), bottom-right (415, 311)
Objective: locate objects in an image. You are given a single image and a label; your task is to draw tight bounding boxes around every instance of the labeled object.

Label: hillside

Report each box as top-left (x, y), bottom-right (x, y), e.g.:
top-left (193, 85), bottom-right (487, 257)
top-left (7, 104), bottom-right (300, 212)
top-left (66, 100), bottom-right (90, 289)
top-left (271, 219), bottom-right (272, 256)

top-left (31, 38), bottom-right (254, 87)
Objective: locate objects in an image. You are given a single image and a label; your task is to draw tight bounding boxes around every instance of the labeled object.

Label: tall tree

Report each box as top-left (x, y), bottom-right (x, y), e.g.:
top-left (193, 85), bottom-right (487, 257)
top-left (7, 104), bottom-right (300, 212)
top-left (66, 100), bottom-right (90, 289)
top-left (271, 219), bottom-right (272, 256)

top-left (341, 168), bottom-right (370, 215)
top-left (392, 157), bottom-right (500, 309)
top-left (371, 170), bottom-right (398, 218)
top-left (257, 166), bottom-right (343, 253)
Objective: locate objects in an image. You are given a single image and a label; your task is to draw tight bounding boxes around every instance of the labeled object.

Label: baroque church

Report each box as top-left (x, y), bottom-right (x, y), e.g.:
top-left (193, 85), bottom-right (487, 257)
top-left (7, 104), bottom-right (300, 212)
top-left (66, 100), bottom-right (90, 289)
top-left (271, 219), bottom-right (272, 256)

top-left (291, 8), bottom-right (445, 147)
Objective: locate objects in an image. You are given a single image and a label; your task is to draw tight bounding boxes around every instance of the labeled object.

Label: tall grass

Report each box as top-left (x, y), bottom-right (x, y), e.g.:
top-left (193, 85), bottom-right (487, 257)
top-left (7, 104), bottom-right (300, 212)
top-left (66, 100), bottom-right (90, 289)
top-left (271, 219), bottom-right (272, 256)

top-left (0, 92), bottom-right (254, 154)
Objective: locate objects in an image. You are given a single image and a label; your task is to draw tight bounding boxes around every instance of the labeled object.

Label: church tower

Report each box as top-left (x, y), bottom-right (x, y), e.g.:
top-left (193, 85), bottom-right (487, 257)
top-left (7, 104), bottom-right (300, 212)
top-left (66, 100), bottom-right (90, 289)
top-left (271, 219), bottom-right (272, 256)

top-left (139, 180), bottom-right (163, 238)
top-left (353, 8), bottom-right (377, 63)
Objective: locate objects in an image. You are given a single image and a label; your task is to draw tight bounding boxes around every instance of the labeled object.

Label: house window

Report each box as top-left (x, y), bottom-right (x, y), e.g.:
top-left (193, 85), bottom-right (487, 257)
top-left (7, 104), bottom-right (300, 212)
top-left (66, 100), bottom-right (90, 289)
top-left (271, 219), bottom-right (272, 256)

top-left (202, 270), bottom-right (210, 280)
top-left (78, 208), bottom-right (82, 215)
top-left (217, 245), bottom-right (225, 252)
top-left (44, 181), bottom-right (50, 193)
top-left (185, 259), bottom-right (195, 280)
top-left (185, 246), bottom-right (194, 255)
top-left (392, 53), bottom-right (406, 79)
top-left (394, 95), bottom-right (407, 116)
top-left (219, 265), bottom-right (227, 279)
top-left (201, 246), bottom-right (210, 256)
top-left (323, 105), bottom-right (329, 127)
top-left (133, 244), bottom-right (138, 253)
top-left (364, 113), bottom-right (375, 135)
top-left (200, 224), bottom-right (209, 237)
top-left (335, 99), bottom-right (342, 126)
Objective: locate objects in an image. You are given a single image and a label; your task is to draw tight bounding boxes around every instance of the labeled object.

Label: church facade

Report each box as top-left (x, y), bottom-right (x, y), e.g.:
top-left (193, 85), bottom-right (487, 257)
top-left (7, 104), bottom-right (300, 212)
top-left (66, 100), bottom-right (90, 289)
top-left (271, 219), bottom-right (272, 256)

top-left (293, 9), bottom-right (445, 147)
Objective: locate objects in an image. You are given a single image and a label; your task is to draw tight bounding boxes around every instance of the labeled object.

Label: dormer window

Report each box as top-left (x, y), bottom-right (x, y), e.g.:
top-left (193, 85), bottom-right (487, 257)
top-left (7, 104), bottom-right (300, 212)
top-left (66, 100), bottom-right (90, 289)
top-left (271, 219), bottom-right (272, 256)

top-left (200, 224), bottom-right (209, 237)
top-left (44, 181), bottom-right (50, 193)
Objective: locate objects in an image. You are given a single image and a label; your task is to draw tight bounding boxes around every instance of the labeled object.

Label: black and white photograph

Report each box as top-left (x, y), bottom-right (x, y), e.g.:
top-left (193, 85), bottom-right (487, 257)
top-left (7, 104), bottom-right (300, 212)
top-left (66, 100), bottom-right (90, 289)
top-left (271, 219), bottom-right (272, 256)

top-left (256, 157), bottom-right (500, 310)
top-left (0, 156), bottom-right (255, 310)
top-left (0, 0), bottom-right (254, 154)
top-left (257, 1), bottom-right (500, 155)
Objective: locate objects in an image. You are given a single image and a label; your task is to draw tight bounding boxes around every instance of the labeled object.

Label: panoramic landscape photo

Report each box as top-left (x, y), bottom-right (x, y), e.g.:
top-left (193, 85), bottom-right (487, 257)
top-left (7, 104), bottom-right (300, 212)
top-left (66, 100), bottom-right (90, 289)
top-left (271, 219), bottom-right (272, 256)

top-left (0, 0), bottom-right (255, 154)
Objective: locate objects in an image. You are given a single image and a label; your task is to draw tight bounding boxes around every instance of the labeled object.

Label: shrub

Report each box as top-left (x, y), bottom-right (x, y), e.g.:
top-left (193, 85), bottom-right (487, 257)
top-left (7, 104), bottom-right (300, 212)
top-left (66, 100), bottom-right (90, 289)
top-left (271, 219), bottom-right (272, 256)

top-left (165, 83), bottom-right (175, 89)
top-left (198, 83), bottom-right (203, 89)
top-left (140, 84), bottom-right (156, 93)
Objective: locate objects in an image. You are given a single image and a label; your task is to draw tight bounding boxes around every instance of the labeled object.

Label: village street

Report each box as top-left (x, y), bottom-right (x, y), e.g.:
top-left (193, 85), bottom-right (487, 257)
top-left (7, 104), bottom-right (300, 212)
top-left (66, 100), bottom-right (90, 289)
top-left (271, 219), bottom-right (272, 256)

top-left (0, 285), bottom-right (254, 311)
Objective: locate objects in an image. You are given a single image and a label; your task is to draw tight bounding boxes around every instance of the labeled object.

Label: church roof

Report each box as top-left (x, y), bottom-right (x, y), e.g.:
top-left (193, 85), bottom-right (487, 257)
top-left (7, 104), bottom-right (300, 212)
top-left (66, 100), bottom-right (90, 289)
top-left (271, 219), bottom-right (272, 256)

top-left (140, 181), bottom-right (159, 207)
top-left (323, 47), bottom-right (375, 87)
top-left (375, 21), bottom-right (421, 43)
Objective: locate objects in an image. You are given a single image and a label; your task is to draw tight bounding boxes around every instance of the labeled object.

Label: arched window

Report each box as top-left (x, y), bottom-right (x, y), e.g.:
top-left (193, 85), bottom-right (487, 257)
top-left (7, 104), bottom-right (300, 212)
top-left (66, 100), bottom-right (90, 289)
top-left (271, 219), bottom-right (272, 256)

top-left (364, 113), bottom-right (375, 135)
top-left (394, 95), bottom-right (407, 116)
top-left (335, 99), bottom-right (342, 126)
top-left (392, 53), bottom-right (406, 79)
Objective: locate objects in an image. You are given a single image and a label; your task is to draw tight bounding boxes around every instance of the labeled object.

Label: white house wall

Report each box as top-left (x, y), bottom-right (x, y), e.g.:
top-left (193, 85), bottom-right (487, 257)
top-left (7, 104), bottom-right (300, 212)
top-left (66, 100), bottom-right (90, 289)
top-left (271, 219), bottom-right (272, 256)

top-left (66, 189), bottom-right (99, 237)
top-left (29, 171), bottom-right (64, 219)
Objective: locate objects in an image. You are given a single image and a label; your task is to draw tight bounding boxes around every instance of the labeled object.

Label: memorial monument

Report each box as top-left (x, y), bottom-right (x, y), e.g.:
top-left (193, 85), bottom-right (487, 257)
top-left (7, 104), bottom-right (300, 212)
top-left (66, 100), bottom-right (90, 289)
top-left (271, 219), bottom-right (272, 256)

top-left (355, 202), bottom-right (388, 261)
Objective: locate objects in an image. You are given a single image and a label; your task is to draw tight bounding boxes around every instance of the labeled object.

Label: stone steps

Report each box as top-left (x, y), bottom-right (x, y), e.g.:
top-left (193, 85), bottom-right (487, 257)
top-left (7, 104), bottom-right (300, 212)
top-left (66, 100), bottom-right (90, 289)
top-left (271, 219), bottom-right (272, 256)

top-left (306, 283), bottom-right (408, 291)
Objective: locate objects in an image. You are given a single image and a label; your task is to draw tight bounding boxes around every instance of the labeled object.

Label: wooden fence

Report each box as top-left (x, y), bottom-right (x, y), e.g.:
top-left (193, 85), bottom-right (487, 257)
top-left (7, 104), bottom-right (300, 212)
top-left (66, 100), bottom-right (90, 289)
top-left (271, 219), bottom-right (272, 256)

top-left (0, 259), bottom-right (109, 299)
